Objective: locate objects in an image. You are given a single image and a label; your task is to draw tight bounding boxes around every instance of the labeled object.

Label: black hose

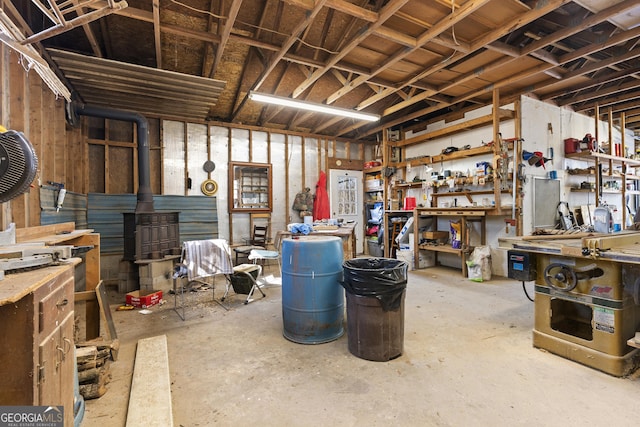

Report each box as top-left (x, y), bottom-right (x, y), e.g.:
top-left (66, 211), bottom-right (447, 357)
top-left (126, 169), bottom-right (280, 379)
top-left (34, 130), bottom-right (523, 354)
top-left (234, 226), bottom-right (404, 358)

top-left (522, 281), bottom-right (534, 302)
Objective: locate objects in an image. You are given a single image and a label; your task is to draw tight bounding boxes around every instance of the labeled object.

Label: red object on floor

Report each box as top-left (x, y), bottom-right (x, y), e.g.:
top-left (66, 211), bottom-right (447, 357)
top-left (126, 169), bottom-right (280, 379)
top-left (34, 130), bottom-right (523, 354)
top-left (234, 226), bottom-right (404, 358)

top-left (126, 290), bottom-right (163, 308)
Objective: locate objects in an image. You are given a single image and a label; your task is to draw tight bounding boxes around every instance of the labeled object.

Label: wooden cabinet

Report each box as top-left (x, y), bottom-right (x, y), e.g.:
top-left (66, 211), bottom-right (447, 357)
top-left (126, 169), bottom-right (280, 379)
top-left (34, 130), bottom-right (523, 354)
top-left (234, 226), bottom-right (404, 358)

top-left (0, 264), bottom-right (75, 427)
top-left (14, 223), bottom-right (101, 340)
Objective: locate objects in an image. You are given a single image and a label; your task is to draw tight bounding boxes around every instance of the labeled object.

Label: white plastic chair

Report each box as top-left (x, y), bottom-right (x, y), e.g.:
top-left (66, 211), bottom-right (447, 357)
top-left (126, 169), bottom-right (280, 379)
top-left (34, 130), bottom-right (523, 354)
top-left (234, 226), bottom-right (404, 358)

top-left (248, 230), bottom-right (284, 273)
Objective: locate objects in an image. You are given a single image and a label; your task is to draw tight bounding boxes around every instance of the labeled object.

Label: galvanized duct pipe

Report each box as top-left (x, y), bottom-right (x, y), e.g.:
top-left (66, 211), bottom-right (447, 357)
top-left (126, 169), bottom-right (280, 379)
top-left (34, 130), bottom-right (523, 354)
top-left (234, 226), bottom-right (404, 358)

top-left (72, 103), bottom-right (154, 213)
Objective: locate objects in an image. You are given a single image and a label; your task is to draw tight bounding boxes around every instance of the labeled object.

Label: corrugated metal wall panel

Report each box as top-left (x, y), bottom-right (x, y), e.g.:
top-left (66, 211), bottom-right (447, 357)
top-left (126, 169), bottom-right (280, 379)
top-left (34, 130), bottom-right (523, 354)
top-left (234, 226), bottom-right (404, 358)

top-left (40, 186), bottom-right (88, 228)
top-left (87, 194), bottom-right (136, 254)
top-left (87, 193), bottom-right (218, 254)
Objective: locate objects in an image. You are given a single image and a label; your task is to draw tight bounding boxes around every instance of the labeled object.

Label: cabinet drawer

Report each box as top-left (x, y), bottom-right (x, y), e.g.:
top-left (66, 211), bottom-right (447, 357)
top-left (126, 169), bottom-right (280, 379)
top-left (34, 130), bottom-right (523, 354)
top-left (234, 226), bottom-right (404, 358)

top-left (38, 275), bottom-right (74, 336)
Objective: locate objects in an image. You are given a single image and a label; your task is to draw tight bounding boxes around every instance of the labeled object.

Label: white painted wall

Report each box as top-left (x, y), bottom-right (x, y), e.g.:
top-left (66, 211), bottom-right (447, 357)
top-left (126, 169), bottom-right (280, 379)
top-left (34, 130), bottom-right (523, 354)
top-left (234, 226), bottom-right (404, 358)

top-left (162, 100), bottom-right (634, 273)
top-left (400, 96), bottom-right (635, 277)
top-left (162, 122), bottom-right (360, 247)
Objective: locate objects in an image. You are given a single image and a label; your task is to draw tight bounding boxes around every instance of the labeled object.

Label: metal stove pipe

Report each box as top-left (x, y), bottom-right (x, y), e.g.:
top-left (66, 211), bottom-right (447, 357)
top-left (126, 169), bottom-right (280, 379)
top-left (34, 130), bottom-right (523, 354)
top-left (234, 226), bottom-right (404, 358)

top-left (72, 103), bottom-right (154, 213)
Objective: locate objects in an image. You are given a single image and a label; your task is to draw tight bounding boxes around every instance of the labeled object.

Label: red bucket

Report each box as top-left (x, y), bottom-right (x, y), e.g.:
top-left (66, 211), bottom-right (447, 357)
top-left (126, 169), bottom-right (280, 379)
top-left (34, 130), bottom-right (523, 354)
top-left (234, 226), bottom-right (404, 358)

top-left (403, 197), bottom-right (416, 210)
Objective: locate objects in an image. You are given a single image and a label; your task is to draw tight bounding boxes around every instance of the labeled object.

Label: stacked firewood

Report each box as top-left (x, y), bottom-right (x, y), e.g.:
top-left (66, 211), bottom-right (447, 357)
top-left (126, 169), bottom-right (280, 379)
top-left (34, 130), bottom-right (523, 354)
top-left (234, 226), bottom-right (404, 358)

top-left (75, 339), bottom-right (119, 400)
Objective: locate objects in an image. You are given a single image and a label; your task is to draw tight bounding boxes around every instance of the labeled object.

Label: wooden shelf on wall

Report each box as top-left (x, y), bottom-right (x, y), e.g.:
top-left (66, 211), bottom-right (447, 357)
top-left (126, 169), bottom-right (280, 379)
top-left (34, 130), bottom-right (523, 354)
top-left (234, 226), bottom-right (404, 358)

top-left (565, 151), bottom-right (640, 167)
top-left (388, 109), bottom-right (516, 149)
top-left (390, 142), bottom-right (513, 169)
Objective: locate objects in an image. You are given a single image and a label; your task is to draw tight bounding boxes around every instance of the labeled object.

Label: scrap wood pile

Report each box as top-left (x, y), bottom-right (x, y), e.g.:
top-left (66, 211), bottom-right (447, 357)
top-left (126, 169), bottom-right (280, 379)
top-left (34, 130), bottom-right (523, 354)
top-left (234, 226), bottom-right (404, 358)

top-left (76, 339), bottom-right (119, 399)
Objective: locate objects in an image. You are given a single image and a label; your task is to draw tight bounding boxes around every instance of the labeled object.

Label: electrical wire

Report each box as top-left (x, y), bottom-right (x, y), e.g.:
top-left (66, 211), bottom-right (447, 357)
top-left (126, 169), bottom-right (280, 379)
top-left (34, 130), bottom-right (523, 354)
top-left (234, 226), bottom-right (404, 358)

top-left (522, 281), bottom-right (534, 302)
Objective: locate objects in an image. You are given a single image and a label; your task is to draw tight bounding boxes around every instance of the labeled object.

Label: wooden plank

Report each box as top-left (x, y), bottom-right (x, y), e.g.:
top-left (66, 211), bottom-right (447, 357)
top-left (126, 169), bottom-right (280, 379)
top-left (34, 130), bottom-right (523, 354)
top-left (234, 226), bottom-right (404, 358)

top-left (15, 222), bottom-right (77, 242)
top-left (75, 290), bottom-right (97, 301)
top-left (54, 98), bottom-right (66, 184)
top-left (521, 233), bottom-right (595, 241)
top-left (126, 335), bottom-right (173, 427)
top-left (327, 157), bottom-right (364, 170)
top-left (582, 232), bottom-right (640, 251)
top-left (27, 71), bottom-right (43, 227)
top-left (42, 84), bottom-right (56, 191)
top-left (560, 246), bottom-right (585, 257)
top-left (9, 48), bottom-right (27, 228)
top-left (96, 281), bottom-right (116, 341)
top-left (391, 110), bottom-right (515, 148)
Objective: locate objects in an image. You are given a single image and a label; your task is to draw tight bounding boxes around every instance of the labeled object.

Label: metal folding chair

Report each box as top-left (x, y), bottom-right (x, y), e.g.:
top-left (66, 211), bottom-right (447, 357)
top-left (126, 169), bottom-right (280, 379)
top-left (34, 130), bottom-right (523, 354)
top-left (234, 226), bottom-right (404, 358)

top-left (172, 239), bottom-right (234, 320)
top-left (222, 263), bottom-right (266, 305)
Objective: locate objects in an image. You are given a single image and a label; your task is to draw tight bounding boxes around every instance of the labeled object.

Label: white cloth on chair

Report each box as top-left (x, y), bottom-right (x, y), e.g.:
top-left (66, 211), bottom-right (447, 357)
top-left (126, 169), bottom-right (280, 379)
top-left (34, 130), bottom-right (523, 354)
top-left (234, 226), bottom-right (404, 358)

top-left (182, 239), bottom-right (234, 281)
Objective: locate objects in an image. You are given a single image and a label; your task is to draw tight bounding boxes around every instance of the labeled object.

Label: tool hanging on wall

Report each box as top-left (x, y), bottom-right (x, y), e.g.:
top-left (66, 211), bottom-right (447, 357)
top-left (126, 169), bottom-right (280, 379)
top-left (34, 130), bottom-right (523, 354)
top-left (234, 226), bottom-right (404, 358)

top-left (201, 160), bottom-right (218, 196)
top-left (48, 182), bottom-right (66, 212)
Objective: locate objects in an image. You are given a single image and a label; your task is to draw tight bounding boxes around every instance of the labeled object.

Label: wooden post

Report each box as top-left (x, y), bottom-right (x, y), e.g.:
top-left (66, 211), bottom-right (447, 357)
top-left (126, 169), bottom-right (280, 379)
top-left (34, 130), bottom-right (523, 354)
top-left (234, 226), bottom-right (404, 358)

top-left (594, 104), bottom-right (601, 206)
top-left (492, 88), bottom-right (501, 213)
top-left (515, 99), bottom-right (523, 236)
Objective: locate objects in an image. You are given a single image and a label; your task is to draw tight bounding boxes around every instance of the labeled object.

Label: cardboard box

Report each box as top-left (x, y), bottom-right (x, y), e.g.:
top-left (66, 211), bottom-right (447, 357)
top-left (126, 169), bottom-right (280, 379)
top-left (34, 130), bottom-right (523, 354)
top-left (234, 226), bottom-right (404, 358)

top-left (126, 290), bottom-right (163, 308)
top-left (422, 231), bottom-right (449, 240)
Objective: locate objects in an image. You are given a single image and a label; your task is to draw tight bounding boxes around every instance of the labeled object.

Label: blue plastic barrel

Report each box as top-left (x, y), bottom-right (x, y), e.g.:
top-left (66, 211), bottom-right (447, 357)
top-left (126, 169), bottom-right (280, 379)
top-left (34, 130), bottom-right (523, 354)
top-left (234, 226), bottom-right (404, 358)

top-left (282, 235), bottom-right (344, 344)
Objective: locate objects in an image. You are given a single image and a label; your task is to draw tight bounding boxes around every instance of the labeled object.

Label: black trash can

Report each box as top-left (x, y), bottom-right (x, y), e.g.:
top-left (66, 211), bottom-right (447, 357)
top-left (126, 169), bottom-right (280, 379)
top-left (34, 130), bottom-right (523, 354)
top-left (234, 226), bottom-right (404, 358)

top-left (342, 258), bottom-right (408, 361)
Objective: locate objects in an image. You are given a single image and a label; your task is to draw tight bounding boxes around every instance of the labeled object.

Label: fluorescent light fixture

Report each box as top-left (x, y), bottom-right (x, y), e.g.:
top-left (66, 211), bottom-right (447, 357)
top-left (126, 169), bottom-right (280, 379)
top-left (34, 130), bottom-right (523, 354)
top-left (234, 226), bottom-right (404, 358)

top-left (249, 91), bottom-right (380, 122)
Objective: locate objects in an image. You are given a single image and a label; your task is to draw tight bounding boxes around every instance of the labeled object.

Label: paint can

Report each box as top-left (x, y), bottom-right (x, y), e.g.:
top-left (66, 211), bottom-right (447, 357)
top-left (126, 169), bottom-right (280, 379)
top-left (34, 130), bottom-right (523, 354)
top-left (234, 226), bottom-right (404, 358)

top-left (282, 236), bottom-right (344, 344)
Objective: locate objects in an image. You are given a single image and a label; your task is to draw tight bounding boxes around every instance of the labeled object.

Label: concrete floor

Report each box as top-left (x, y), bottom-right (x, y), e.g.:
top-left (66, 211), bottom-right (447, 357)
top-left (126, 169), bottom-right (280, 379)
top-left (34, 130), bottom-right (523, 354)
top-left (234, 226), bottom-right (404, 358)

top-left (82, 266), bottom-right (640, 426)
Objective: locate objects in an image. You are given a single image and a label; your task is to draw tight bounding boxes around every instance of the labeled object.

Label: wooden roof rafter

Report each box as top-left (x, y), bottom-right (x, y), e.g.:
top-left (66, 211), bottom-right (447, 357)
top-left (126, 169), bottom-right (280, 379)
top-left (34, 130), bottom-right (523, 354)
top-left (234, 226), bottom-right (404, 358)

top-left (378, 0), bottom-right (570, 118)
top-left (22, 0), bottom-right (128, 45)
top-left (230, 0), bottom-right (328, 121)
top-left (325, 0), bottom-right (492, 106)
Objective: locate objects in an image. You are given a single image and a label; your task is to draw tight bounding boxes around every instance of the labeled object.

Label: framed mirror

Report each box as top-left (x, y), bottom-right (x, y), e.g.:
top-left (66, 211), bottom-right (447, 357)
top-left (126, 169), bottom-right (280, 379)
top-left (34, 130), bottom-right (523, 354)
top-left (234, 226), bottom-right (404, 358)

top-left (228, 161), bottom-right (272, 212)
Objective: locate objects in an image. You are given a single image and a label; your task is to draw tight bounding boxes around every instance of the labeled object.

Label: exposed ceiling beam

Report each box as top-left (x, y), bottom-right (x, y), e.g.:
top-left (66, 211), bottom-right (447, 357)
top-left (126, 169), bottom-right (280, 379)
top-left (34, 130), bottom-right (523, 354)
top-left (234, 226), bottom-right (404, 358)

top-left (291, 0), bottom-right (409, 99)
top-left (71, 0), bottom-right (103, 57)
top-left (209, 0), bottom-right (243, 78)
top-left (22, 0), bottom-right (129, 45)
top-left (380, 0), bottom-right (570, 117)
top-left (231, 0), bottom-right (328, 120)
top-left (325, 0), bottom-right (491, 105)
top-left (152, 0), bottom-right (161, 67)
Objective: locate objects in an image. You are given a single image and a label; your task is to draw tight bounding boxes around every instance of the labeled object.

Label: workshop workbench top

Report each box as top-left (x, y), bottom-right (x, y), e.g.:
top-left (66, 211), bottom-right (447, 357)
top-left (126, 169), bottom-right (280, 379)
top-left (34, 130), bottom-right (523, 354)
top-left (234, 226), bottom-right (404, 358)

top-left (0, 260), bottom-right (81, 305)
top-left (499, 231), bottom-right (640, 264)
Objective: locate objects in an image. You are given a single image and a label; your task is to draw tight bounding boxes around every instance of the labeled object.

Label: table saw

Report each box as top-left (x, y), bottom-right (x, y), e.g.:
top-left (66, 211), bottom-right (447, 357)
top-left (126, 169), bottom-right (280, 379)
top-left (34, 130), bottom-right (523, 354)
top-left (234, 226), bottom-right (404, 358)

top-left (503, 231), bottom-right (640, 376)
